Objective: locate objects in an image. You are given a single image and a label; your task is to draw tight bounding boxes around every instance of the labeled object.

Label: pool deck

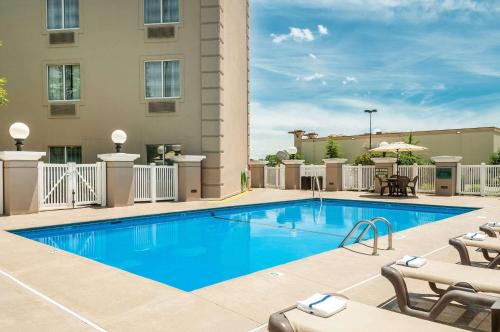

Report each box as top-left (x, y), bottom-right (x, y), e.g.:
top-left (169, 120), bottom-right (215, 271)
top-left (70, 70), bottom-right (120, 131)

top-left (0, 189), bottom-right (499, 331)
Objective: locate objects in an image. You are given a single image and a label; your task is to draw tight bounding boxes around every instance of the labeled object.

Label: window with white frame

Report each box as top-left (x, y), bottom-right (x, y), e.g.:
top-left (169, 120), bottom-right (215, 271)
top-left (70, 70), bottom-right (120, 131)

top-left (145, 60), bottom-right (180, 99)
top-left (144, 0), bottom-right (180, 24)
top-left (48, 64), bottom-right (80, 101)
top-left (47, 0), bottom-right (80, 30)
top-left (49, 146), bottom-right (82, 164)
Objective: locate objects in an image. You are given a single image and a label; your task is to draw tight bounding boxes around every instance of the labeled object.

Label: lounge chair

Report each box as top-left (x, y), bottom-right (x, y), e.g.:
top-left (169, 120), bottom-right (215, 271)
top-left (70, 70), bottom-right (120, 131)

top-left (407, 175), bottom-right (418, 196)
top-left (382, 260), bottom-right (500, 331)
top-left (449, 235), bottom-right (500, 269)
top-left (268, 294), bottom-right (464, 332)
top-left (481, 223), bottom-right (500, 238)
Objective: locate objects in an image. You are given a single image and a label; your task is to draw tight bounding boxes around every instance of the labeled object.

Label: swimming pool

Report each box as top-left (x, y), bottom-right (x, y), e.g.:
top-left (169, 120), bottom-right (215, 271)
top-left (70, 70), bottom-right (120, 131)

top-left (13, 199), bottom-right (475, 291)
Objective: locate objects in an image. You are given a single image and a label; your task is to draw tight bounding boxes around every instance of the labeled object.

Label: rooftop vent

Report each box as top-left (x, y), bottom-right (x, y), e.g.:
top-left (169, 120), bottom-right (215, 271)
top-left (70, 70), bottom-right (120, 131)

top-left (147, 26), bottom-right (175, 39)
top-left (49, 32), bottom-right (75, 45)
top-left (148, 101), bottom-right (176, 113)
top-left (50, 104), bottom-right (76, 116)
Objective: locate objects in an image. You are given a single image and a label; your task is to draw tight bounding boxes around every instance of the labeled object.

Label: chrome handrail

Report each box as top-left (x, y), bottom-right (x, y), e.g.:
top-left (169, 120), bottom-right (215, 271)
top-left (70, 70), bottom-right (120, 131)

top-left (312, 175), bottom-right (323, 205)
top-left (339, 220), bottom-right (379, 255)
top-left (355, 217), bottom-right (393, 250)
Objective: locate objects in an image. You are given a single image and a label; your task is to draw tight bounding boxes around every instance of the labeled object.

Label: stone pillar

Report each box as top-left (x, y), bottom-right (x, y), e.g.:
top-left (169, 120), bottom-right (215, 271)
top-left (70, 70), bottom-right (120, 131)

top-left (0, 151), bottom-right (46, 216)
top-left (371, 157), bottom-right (397, 193)
top-left (282, 160), bottom-right (304, 190)
top-left (431, 156), bottom-right (462, 196)
top-left (98, 153), bottom-right (140, 207)
top-left (323, 158), bottom-right (348, 191)
top-left (249, 160), bottom-right (267, 188)
top-left (173, 155), bottom-right (206, 202)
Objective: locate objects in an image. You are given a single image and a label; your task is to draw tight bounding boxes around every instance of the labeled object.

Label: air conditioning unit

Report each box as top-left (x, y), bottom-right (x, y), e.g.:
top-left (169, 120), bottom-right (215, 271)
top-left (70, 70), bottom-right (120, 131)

top-left (147, 26), bottom-right (175, 39)
top-left (50, 104), bottom-right (76, 116)
top-left (49, 32), bottom-right (75, 45)
top-left (148, 101), bottom-right (176, 113)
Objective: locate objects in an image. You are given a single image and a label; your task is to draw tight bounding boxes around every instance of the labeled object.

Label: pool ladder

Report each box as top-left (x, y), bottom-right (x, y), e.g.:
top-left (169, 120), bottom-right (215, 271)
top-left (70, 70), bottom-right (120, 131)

top-left (312, 175), bottom-right (323, 205)
top-left (339, 217), bottom-right (393, 256)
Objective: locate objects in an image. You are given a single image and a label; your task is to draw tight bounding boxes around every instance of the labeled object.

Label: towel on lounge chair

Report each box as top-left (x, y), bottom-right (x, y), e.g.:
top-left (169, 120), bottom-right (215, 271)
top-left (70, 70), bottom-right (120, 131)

top-left (396, 255), bottom-right (427, 268)
top-left (487, 222), bottom-right (500, 227)
top-left (464, 232), bottom-right (486, 241)
top-left (297, 293), bottom-right (347, 318)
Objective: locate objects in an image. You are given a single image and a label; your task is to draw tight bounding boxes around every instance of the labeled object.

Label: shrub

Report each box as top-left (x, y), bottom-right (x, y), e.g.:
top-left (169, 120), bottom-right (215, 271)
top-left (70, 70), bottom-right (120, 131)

top-left (325, 137), bottom-right (341, 158)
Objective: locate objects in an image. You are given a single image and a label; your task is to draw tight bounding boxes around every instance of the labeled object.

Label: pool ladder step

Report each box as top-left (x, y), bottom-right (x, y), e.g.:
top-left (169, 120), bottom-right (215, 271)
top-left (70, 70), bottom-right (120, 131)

top-left (339, 217), bottom-right (393, 256)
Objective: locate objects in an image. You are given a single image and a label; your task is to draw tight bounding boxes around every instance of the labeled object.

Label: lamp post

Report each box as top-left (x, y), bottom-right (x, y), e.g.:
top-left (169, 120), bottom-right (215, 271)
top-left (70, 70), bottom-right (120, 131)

top-left (111, 130), bottom-right (127, 153)
top-left (364, 109), bottom-right (377, 150)
top-left (9, 122), bottom-right (30, 151)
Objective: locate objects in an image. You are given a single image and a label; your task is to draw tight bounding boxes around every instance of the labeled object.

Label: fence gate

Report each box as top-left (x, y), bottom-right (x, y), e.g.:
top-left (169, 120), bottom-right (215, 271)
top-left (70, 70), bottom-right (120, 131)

top-left (38, 162), bottom-right (106, 211)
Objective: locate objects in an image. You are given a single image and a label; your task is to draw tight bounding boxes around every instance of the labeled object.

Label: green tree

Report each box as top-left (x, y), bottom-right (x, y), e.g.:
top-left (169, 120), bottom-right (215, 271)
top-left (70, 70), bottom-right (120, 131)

top-left (353, 152), bottom-right (385, 165)
top-left (0, 41), bottom-right (7, 106)
top-left (265, 154), bottom-right (281, 167)
top-left (325, 136), bottom-right (341, 158)
top-left (489, 150), bottom-right (500, 165)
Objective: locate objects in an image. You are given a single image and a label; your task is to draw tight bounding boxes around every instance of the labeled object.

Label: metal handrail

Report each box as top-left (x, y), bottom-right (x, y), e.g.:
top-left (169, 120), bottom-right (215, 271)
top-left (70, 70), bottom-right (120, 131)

top-left (339, 220), bottom-right (379, 255)
top-left (312, 175), bottom-right (323, 205)
top-left (355, 217), bottom-right (393, 250)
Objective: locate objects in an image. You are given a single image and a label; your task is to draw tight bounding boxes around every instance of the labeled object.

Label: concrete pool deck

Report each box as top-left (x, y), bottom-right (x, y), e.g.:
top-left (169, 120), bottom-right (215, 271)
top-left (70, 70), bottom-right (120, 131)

top-left (0, 189), bottom-right (499, 331)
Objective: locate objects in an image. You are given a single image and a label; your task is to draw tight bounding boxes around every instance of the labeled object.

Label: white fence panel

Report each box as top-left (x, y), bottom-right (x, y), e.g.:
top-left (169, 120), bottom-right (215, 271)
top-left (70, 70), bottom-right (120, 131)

top-left (342, 165), bottom-right (375, 191)
top-left (485, 165), bottom-right (500, 195)
top-left (264, 166), bottom-right (285, 189)
top-left (39, 163), bottom-right (104, 211)
top-left (416, 165), bottom-right (436, 193)
top-left (0, 161), bottom-right (3, 215)
top-left (134, 164), bottom-right (178, 202)
top-left (459, 165), bottom-right (481, 195)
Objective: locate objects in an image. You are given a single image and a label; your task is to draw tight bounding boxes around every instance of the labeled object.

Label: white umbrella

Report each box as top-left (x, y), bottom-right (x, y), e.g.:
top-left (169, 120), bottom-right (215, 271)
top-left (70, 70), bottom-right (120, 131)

top-left (370, 142), bottom-right (427, 176)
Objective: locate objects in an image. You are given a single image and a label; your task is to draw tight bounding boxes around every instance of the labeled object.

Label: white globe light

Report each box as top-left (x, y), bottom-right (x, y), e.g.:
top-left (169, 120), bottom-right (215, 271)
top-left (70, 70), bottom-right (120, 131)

top-left (157, 145), bottom-right (165, 155)
top-left (9, 122), bottom-right (30, 140)
top-left (287, 146), bottom-right (298, 155)
top-left (111, 130), bottom-right (127, 144)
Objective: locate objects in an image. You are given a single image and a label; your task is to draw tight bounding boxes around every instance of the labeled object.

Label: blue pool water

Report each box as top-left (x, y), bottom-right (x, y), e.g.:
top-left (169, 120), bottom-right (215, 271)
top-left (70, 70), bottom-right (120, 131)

top-left (12, 199), bottom-right (475, 291)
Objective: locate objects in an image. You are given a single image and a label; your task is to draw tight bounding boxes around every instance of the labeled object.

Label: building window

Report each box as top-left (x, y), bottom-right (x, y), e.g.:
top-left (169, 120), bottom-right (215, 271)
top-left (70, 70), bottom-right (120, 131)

top-left (146, 144), bottom-right (181, 165)
top-left (144, 0), bottom-right (179, 25)
top-left (48, 64), bottom-right (80, 101)
top-left (49, 146), bottom-right (82, 164)
top-left (47, 0), bottom-right (80, 30)
top-left (145, 61), bottom-right (180, 99)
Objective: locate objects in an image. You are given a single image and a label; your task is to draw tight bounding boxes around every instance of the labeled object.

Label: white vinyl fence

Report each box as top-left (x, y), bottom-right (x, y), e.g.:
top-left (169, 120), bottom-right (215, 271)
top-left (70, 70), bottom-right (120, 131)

top-left (264, 165), bottom-right (285, 189)
top-left (342, 165), bottom-right (375, 191)
top-left (134, 164), bottom-right (178, 202)
top-left (398, 164), bottom-right (436, 193)
top-left (38, 162), bottom-right (106, 211)
top-left (458, 163), bottom-right (500, 196)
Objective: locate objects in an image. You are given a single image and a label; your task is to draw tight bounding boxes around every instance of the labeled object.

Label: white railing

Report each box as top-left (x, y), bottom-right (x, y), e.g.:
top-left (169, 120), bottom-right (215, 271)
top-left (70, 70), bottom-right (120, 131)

top-left (38, 162), bottom-right (105, 211)
top-left (0, 161), bottom-right (3, 215)
top-left (399, 164), bottom-right (436, 193)
top-left (300, 165), bottom-right (326, 190)
top-left (458, 163), bottom-right (500, 196)
top-left (264, 165), bottom-right (285, 189)
top-left (134, 164), bottom-right (178, 202)
top-left (342, 165), bottom-right (375, 191)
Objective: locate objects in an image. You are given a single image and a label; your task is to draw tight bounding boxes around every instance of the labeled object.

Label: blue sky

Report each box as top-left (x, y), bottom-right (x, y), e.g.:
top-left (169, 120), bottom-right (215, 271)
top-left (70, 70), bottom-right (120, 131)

top-left (249, 0), bottom-right (500, 158)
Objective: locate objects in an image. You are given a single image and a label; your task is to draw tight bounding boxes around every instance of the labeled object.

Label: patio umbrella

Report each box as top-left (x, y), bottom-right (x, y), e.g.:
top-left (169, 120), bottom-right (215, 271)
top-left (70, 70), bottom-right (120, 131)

top-left (369, 142), bottom-right (427, 176)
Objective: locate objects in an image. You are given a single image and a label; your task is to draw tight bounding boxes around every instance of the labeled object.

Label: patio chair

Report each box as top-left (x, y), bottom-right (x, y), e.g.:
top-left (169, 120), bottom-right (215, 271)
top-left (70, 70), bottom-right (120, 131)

top-left (393, 176), bottom-right (410, 196)
top-left (268, 294), bottom-right (464, 332)
top-left (407, 175), bottom-right (419, 196)
top-left (381, 260), bottom-right (500, 331)
top-left (377, 176), bottom-right (391, 196)
top-left (449, 235), bottom-right (500, 269)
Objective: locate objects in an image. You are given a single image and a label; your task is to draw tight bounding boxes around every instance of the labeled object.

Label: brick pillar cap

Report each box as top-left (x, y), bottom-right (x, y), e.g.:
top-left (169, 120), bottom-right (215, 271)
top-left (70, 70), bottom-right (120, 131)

top-left (98, 153), bottom-right (140, 162)
top-left (0, 151), bottom-right (46, 161)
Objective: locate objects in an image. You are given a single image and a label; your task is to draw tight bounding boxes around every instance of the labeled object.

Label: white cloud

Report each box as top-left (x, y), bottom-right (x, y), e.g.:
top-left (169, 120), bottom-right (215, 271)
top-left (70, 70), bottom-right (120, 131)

top-left (342, 76), bottom-right (358, 85)
top-left (297, 73), bottom-right (325, 81)
top-left (309, 53), bottom-right (317, 59)
top-left (318, 25), bottom-right (329, 35)
top-left (271, 27), bottom-right (315, 43)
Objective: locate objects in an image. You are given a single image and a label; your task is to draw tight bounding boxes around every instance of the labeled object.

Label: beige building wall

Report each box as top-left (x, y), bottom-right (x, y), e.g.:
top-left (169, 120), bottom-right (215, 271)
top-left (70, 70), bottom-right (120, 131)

top-left (0, 0), bottom-right (249, 199)
top-left (298, 127), bottom-right (500, 165)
